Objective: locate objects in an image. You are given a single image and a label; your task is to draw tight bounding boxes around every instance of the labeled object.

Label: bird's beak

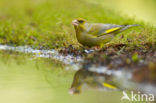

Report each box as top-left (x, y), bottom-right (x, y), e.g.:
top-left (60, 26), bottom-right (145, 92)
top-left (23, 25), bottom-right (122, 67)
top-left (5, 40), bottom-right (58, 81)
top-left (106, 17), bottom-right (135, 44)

top-left (69, 88), bottom-right (74, 94)
top-left (72, 19), bottom-right (79, 26)
top-left (69, 88), bottom-right (80, 94)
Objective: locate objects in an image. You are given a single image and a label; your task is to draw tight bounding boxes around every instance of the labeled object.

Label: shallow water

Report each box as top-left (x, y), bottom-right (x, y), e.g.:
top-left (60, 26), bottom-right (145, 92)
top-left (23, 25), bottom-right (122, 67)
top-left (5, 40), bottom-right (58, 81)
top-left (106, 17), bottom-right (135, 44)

top-left (0, 45), bottom-right (155, 103)
top-left (0, 51), bottom-right (129, 103)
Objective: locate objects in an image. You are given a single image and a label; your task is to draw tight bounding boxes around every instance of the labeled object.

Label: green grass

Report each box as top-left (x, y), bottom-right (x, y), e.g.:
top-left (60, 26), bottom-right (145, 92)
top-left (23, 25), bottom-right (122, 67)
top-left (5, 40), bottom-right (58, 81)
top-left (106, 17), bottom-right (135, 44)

top-left (0, 0), bottom-right (155, 49)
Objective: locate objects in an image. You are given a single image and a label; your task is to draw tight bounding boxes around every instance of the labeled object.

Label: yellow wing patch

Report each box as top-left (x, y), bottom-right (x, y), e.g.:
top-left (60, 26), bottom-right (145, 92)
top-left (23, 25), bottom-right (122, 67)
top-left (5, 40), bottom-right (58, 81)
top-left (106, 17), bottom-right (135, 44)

top-left (106, 27), bottom-right (120, 34)
top-left (103, 82), bottom-right (117, 89)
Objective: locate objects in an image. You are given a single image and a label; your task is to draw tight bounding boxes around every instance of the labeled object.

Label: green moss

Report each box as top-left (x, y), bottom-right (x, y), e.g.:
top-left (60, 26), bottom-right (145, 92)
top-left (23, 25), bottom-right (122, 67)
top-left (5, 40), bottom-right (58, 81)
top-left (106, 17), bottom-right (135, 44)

top-left (0, 0), bottom-right (155, 49)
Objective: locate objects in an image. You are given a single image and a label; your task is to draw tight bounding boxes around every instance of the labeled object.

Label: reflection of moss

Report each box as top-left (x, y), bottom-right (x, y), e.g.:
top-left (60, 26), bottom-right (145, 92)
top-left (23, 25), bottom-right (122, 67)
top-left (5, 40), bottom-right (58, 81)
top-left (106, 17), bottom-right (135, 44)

top-left (132, 53), bottom-right (139, 63)
top-left (132, 62), bottom-right (156, 84)
top-left (0, 50), bottom-right (30, 65)
top-left (0, 0), bottom-right (155, 49)
top-left (0, 50), bottom-right (65, 68)
top-left (0, 50), bottom-right (78, 103)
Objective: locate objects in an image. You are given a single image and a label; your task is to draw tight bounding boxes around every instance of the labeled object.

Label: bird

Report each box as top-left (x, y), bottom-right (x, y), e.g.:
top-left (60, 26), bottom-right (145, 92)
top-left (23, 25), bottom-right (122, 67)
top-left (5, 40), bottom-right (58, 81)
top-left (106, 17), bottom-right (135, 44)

top-left (72, 18), bottom-right (139, 47)
top-left (69, 69), bottom-right (118, 94)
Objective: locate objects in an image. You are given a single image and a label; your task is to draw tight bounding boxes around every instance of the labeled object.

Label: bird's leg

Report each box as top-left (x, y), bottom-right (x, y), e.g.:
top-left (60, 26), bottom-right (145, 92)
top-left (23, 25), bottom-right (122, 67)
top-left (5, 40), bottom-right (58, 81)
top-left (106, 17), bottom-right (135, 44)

top-left (91, 46), bottom-right (101, 50)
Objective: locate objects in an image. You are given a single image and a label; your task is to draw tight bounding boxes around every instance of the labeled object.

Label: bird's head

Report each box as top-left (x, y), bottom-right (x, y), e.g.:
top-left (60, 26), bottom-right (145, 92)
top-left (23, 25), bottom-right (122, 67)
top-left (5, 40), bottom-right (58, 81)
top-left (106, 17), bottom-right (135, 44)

top-left (72, 18), bottom-right (86, 29)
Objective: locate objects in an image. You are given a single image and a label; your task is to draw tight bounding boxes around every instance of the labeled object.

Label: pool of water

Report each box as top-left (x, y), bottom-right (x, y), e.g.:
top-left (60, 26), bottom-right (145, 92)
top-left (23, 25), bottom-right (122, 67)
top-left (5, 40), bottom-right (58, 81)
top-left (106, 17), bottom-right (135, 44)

top-left (0, 51), bottom-right (130, 103)
top-left (0, 45), bottom-right (155, 103)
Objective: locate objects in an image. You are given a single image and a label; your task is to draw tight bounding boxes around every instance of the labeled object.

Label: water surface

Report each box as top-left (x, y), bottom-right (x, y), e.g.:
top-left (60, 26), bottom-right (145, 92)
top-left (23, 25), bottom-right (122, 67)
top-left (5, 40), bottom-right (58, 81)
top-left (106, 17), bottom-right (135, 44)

top-left (0, 51), bottom-right (126, 103)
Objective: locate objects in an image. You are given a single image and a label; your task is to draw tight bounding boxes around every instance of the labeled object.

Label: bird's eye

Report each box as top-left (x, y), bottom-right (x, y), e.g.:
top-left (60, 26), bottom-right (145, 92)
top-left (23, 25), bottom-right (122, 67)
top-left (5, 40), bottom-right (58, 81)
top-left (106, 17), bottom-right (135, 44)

top-left (78, 20), bottom-right (84, 23)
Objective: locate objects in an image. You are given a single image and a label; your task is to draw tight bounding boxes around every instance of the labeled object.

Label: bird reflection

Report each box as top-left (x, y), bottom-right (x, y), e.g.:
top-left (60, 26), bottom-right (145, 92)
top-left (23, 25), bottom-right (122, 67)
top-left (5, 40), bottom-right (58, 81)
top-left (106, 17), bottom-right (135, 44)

top-left (69, 69), bottom-right (119, 94)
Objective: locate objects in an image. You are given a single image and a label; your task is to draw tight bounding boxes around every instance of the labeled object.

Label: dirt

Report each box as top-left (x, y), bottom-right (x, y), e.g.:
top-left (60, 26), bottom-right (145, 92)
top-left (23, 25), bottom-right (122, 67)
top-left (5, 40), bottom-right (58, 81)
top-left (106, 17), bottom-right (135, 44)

top-left (59, 43), bottom-right (156, 86)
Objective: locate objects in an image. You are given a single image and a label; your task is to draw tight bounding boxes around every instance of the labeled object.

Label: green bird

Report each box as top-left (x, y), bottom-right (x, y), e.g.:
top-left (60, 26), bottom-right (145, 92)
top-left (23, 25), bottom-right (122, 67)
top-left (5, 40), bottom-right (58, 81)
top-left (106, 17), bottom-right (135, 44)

top-left (69, 69), bottom-right (118, 94)
top-left (72, 18), bottom-right (139, 47)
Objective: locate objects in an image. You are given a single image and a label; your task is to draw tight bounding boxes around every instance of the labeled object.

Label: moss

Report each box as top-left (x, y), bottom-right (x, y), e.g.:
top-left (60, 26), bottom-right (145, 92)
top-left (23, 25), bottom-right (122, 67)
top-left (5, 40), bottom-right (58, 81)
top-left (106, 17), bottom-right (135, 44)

top-left (0, 0), bottom-right (155, 49)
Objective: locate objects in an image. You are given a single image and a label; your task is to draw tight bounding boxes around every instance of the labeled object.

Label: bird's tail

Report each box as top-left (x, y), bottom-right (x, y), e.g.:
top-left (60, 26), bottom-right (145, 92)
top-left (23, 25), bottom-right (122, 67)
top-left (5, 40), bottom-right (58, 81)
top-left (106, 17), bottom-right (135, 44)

top-left (120, 24), bottom-right (140, 32)
top-left (127, 24), bottom-right (140, 27)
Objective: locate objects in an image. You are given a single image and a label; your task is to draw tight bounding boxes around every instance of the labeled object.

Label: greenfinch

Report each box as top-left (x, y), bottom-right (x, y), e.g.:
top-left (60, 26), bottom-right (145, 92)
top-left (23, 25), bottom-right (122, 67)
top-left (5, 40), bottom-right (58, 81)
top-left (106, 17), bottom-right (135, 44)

top-left (72, 18), bottom-right (139, 47)
top-left (69, 69), bottom-right (118, 94)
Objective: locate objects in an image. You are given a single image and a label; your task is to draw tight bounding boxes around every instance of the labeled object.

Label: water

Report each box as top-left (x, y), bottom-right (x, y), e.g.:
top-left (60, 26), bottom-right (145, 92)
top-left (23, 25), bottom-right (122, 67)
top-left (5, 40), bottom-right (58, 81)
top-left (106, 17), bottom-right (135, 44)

top-left (0, 45), bottom-right (155, 103)
top-left (0, 50), bottom-right (125, 103)
top-left (0, 45), bottom-right (82, 65)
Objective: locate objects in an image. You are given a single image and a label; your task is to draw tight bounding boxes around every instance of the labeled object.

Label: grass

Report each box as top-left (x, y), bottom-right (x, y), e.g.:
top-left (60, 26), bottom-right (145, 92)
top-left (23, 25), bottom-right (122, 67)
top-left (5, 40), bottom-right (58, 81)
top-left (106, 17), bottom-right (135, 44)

top-left (0, 0), bottom-right (155, 49)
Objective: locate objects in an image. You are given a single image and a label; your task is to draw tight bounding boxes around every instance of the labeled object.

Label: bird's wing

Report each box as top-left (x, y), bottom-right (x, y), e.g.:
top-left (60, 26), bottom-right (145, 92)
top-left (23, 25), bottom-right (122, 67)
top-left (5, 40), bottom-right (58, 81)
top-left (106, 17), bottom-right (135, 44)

top-left (103, 82), bottom-right (117, 89)
top-left (86, 23), bottom-right (123, 37)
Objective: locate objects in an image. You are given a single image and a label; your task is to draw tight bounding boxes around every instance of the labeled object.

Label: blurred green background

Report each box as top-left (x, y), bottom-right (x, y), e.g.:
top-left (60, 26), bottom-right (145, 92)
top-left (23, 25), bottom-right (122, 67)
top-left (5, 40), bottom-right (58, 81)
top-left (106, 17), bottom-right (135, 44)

top-left (90, 0), bottom-right (156, 26)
